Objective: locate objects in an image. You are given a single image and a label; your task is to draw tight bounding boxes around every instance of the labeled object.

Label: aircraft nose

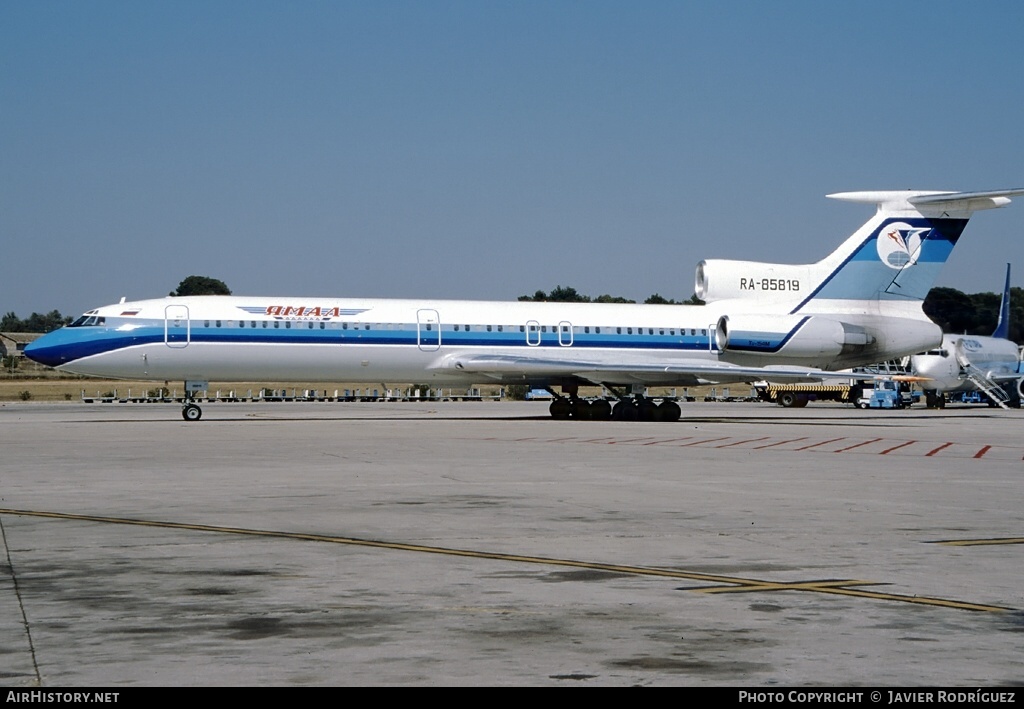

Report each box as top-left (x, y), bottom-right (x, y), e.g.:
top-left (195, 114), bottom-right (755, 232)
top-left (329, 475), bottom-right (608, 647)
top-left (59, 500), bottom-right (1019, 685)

top-left (24, 333), bottom-right (71, 368)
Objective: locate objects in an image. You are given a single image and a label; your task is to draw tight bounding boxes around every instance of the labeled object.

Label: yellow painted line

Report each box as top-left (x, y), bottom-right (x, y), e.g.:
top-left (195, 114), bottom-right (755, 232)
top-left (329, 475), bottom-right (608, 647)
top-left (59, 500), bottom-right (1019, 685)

top-left (699, 579), bottom-right (877, 592)
top-left (0, 508), bottom-right (1011, 613)
top-left (931, 537), bottom-right (1024, 546)
top-left (695, 581), bottom-right (1008, 613)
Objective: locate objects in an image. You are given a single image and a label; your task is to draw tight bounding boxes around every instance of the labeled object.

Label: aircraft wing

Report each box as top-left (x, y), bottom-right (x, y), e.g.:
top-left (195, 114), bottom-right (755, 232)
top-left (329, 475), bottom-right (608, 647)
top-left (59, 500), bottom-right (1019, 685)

top-left (429, 353), bottom-right (830, 386)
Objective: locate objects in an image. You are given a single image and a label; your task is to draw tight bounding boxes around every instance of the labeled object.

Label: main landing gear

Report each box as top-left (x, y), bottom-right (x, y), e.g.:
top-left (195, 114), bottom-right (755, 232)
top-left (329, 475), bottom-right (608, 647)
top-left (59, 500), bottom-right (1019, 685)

top-left (545, 385), bottom-right (682, 422)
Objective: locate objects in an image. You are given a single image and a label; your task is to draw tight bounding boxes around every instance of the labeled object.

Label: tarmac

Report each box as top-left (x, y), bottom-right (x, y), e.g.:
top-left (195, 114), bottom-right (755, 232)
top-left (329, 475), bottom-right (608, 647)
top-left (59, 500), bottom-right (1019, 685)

top-left (0, 399), bottom-right (1021, 686)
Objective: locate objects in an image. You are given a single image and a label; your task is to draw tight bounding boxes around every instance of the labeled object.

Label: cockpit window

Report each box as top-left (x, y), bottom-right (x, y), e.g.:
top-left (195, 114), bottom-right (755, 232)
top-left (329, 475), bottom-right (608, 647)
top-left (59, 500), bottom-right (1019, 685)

top-left (69, 315), bottom-right (106, 327)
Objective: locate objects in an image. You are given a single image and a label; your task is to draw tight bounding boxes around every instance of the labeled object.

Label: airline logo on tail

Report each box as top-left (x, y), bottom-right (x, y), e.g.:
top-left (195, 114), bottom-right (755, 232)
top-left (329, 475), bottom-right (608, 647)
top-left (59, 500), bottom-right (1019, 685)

top-left (877, 224), bottom-right (930, 270)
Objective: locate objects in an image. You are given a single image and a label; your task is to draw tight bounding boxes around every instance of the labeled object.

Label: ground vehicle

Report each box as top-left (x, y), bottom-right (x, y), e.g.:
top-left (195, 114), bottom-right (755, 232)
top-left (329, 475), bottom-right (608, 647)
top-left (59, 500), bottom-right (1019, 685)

top-left (856, 380), bottom-right (903, 408)
top-left (755, 382), bottom-right (861, 407)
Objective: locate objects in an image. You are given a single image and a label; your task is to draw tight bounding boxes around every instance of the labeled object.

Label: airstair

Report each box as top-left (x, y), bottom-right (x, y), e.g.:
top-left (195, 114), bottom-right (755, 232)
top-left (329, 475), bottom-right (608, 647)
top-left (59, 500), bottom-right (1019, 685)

top-left (954, 341), bottom-right (1011, 409)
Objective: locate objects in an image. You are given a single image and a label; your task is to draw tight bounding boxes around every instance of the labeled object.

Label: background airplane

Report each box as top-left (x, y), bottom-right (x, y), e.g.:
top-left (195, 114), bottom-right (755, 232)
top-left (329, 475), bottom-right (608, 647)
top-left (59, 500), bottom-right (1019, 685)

top-left (26, 188), bottom-right (1024, 421)
top-left (912, 264), bottom-right (1024, 409)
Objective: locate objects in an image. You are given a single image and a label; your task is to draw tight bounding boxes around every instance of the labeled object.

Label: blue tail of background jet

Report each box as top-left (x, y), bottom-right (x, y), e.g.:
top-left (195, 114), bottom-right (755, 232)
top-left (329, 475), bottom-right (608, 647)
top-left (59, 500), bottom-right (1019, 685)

top-left (992, 263), bottom-right (1012, 339)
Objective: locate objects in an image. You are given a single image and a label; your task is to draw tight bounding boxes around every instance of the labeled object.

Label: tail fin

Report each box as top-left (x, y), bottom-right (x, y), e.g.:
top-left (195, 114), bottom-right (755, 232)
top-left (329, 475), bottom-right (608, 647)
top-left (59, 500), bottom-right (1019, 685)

top-left (790, 189), bottom-right (1024, 314)
top-left (696, 189), bottom-right (1024, 314)
top-left (992, 263), bottom-right (1012, 339)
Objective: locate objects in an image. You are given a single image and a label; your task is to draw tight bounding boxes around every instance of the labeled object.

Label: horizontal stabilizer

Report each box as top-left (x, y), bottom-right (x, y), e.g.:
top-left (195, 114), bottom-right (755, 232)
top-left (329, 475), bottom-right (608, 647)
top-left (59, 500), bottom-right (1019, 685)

top-left (827, 189), bottom-right (1024, 214)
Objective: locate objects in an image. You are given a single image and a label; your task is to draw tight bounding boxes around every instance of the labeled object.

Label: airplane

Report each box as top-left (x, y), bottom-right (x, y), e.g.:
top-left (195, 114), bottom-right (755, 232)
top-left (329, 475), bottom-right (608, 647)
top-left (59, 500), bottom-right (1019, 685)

top-left (911, 263), bottom-right (1024, 409)
top-left (25, 188), bottom-right (1024, 422)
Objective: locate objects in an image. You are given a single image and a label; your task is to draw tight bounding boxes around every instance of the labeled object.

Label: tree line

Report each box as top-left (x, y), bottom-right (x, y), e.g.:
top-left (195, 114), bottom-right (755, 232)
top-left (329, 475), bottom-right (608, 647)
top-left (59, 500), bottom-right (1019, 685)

top-left (2, 277), bottom-right (233, 333)
top-left (519, 285), bottom-right (703, 305)
top-left (3, 277), bottom-right (1021, 343)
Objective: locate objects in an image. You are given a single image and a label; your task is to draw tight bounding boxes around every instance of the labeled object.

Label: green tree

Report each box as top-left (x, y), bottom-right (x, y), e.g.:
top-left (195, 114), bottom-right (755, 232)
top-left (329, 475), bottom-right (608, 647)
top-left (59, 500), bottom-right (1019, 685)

top-left (519, 285), bottom-right (591, 302)
top-left (644, 293), bottom-right (679, 304)
top-left (1, 310), bottom-right (70, 332)
top-left (923, 287), bottom-right (977, 335)
top-left (170, 276), bottom-right (231, 297)
top-left (1, 311), bottom-right (20, 331)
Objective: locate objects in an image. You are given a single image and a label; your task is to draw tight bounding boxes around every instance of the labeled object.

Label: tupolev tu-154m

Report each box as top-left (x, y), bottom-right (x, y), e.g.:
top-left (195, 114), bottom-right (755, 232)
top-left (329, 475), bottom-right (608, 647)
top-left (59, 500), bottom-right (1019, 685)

top-left (26, 188), bottom-right (1024, 422)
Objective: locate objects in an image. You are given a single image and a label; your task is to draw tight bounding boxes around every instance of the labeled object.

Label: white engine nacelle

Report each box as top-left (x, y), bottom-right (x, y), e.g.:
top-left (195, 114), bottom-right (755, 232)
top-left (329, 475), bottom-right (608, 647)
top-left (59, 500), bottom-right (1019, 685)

top-left (715, 314), bottom-right (873, 359)
top-left (696, 259), bottom-right (817, 304)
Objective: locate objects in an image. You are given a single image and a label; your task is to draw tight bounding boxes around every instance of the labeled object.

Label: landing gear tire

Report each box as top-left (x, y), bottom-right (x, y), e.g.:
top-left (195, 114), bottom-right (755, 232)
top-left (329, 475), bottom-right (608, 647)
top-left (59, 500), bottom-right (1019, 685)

top-left (637, 399), bottom-right (659, 422)
top-left (549, 398), bottom-right (571, 420)
top-left (612, 400), bottom-right (638, 421)
top-left (658, 400), bottom-right (682, 422)
top-left (570, 399), bottom-right (592, 420)
top-left (590, 399), bottom-right (612, 421)
top-left (182, 403), bottom-right (202, 421)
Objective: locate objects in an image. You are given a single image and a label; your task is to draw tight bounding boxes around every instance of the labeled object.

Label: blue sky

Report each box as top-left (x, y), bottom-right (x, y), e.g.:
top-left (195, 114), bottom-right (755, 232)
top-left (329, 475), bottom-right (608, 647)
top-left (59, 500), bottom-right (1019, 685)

top-left (3, 1), bottom-right (1023, 317)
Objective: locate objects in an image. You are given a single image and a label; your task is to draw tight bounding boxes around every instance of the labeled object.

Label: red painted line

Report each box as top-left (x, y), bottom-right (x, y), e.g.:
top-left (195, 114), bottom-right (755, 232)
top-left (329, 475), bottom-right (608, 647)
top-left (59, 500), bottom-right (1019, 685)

top-left (834, 438), bottom-right (883, 453)
top-left (974, 445), bottom-right (992, 459)
top-left (794, 437), bottom-right (847, 451)
top-left (925, 442), bottom-right (954, 457)
top-left (714, 437), bottom-right (771, 448)
top-left (879, 440), bottom-right (916, 455)
top-left (677, 437), bottom-right (732, 447)
top-left (752, 437), bottom-right (808, 449)
top-left (642, 438), bottom-right (694, 446)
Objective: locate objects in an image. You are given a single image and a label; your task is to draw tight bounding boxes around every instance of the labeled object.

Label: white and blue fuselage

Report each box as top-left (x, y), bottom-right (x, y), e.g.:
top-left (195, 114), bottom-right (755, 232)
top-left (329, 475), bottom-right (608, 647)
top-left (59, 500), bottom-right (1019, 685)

top-left (25, 189), bottom-right (1024, 400)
